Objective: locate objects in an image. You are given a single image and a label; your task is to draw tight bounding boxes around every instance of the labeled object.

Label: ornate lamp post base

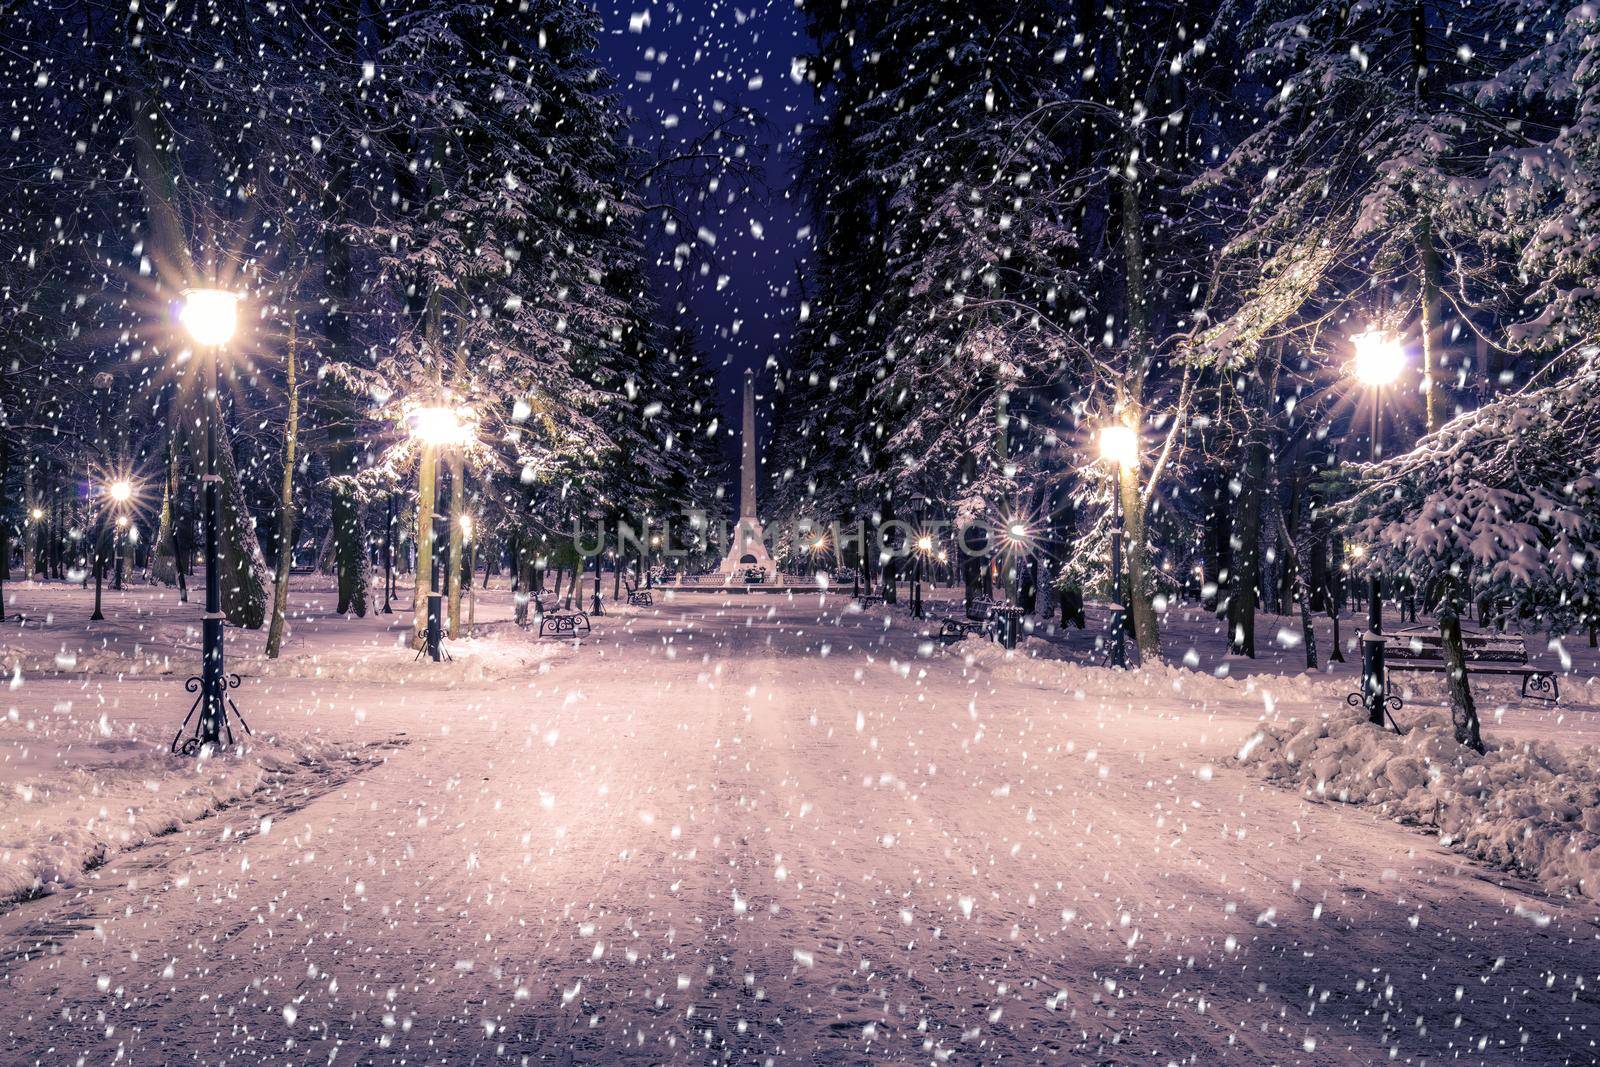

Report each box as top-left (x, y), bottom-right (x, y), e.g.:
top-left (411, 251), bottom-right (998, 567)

top-left (171, 655), bottom-right (250, 756)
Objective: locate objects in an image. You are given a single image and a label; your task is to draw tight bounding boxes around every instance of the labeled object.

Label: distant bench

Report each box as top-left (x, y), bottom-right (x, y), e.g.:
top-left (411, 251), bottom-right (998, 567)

top-left (938, 597), bottom-right (996, 644)
top-left (1380, 626), bottom-right (1558, 702)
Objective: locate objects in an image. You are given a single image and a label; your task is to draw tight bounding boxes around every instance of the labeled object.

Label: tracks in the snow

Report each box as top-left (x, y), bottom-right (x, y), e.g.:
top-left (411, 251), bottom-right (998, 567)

top-left (0, 736), bottom-right (405, 978)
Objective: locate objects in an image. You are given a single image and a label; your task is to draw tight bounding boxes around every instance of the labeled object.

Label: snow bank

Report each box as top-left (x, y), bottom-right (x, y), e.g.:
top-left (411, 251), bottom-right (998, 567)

top-left (3, 626), bottom-right (571, 686)
top-left (1236, 707), bottom-right (1600, 899)
top-left (251, 628), bottom-right (570, 683)
top-left (0, 643), bottom-right (177, 677)
top-left (951, 635), bottom-right (1331, 708)
top-left (0, 734), bottom-right (368, 905)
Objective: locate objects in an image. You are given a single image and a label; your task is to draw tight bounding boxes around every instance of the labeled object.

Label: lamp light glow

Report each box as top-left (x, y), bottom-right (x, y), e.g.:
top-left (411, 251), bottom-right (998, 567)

top-left (407, 405), bottom-right (473, 447)
top-left (180, 288), bottom-right (240, 347)
top-left (1098, 424), bottom-right (1138, 468)
top-left (109, 480), bottom-right (133, 504)
top-left (1352, 329), bottom-right (1405, 386)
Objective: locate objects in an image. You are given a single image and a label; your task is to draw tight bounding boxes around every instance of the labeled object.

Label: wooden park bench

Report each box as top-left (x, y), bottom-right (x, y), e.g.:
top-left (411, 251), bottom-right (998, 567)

top-left (938, 596), bottom-right (996, 644)
top-left (1380, 625), bottom-right (1559, 703)
top-left (623, 576), bottom-right (653, 607)
top-left (533, 594), bottom-right (590, 638)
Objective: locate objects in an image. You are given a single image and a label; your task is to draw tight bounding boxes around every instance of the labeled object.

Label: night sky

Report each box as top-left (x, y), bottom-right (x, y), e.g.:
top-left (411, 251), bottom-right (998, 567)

top-left (595, 0), bottom-right (817, 430)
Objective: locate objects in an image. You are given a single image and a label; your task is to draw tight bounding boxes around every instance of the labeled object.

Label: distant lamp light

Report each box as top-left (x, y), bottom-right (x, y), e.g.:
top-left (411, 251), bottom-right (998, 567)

top-left (116, 515), bottom-right (129, 528)
top-left (1351, 329), bottom-right (1405, 386)
top-left (916, 535), bottom-right (933, 552)
top-left (109, 479), bottom-right (133, 504)
top-left (179, 288), bottom-right (240, 347)
top-left (460, 514), bottom-right (474, 541)
top-left (29, 507), bottom-right (43, 521)
top-left (1098, 423), bottom-right (1138, 469)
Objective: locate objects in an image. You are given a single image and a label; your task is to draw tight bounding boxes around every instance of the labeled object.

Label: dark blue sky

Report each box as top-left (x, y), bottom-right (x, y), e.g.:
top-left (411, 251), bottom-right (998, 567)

top-left (595, 0), bottom-right (817, 423)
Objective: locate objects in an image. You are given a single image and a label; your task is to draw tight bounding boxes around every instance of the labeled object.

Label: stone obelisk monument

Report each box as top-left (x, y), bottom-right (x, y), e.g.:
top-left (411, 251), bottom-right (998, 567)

top-left (719, 369), bottom-right (774, 575)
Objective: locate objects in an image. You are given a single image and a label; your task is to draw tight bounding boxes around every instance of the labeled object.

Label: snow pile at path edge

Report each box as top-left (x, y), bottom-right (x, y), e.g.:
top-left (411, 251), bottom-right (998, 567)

top-left (953, 635), bottom-right (1331, 708)
top-left (1235, 707), bottom-right (1600, 899)
top-left (0, 735), bottom-right (366, 906)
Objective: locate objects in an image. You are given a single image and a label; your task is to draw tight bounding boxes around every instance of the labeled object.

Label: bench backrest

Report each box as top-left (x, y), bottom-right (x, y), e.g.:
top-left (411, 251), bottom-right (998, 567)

top-left (1383, 631), bottom-right (1527, 663)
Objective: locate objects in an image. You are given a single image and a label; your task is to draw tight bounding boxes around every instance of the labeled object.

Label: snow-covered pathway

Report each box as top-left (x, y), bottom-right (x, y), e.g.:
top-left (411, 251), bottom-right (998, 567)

top-left (0, 591), bottom-right (1595, 1064)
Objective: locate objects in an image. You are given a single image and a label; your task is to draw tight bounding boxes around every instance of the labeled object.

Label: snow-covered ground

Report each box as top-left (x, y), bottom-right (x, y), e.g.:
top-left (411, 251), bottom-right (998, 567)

top-left (0, 576), bottom-right (1595, 1063)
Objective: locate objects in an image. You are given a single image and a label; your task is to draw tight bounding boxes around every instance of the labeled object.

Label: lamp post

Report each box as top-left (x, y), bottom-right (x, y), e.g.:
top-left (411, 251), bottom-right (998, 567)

top-left (27, 507), bottom-right (42, 580)
top-left (461, 513), bottom-right (477, 637)
top-left (382, 494), bottom-right (395, 613)
top-left (407, 404), bottom-right (470, 661)
top-left (174, 287), bottom-right (246, 753)
top-left (109, 480), bottom-right (132, 591)
top-left (1351, 329), bottom-right (1404, 636)
top-left (1350, 329), bottom-right (1404, 726)
top-left (913, 534), bottom-right (932, 619)
top-left (1099, 423), bottom-right (1138, 668)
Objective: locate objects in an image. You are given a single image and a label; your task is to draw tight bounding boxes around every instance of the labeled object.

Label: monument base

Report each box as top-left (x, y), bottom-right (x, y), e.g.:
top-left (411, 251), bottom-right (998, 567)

top-left (718, 517), bottom-right (775, 575)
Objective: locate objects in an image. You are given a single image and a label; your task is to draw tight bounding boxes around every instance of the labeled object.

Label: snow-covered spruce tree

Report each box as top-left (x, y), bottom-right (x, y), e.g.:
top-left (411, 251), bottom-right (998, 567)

top-left (351, 1), bottom-right (705, 625)
top-left (779, 0), bottom-right (1087, 604)
top-left (1349, 355), bottom-right (1600, 749)
top-left (1470, 2), bottom-right (1600, 358)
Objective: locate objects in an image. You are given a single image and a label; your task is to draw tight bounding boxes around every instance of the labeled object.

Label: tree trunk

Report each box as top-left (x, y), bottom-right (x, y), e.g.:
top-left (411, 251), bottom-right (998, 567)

top-left (1418, 216), bottom-right (1446, 435)
top-left (1439, 605), bottom-right (1484, 753)
top-left (323, 163), bottom-right (369, 618)
top-left (1115, 14), bottom-right (1162, 664)
top-left (446, 454), bottom-right (465, 638)
top-left (21, 462), bottom-right (35, 579)
top-left (411, 446), bottom-right (438, 649)
top-left (210, 394), bottom-right (271, 628)
top-left (91, 518), bottom-right (108, 621)
top-left (1411, 3), bottom-right (1446, 434)
top-left (265, 323), bottom-right (299, 658)
top-left (1275, 510), bottom-right (1319, 670)
top-left (1227, 439), bottom-right (1263, 657)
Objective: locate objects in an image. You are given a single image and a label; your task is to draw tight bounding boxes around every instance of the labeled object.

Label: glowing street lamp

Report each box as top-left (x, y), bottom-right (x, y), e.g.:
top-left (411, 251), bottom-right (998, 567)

top-left (407, 404), bottom-right (474, 660)
top-left (1351, 329), bottom-right (1404, 462)
top-left (1352, 329), bottom-right (1405, 388)
top-left (1350, 329), bottom-right (1404, 720)
top-left (173, 287), bottom-right (249, 753)
top-left (1098, 421), bottom-right (1137, 669)
top-left (1098, 424), bottom-right (1138, 470)
top-left (911, 533), bottom-right (934, 620)
top-left (179, 288), bottom-right (240, 348)
top-left (407, 405), bottom-right (472, 447)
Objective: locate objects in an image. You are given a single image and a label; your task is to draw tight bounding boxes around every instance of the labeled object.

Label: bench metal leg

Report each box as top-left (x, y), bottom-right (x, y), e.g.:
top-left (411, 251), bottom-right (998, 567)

top-left (1522, 672), bottom-right (1559, 701)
